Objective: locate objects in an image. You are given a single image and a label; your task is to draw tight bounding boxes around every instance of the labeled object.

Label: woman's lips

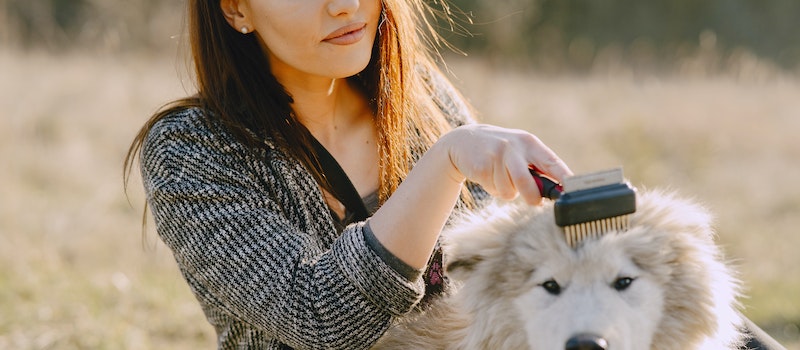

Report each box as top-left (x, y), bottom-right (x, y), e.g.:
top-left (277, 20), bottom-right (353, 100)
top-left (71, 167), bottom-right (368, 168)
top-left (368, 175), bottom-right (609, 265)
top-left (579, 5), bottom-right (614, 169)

top-left (323, 23), bottom-right (367, 45)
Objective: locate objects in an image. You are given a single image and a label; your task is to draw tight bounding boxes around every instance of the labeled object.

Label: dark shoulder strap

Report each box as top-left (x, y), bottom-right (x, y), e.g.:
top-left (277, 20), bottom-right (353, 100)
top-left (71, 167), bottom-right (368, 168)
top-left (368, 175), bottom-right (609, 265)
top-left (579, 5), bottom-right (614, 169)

top-left (308, 136), bottom-right (369, 222)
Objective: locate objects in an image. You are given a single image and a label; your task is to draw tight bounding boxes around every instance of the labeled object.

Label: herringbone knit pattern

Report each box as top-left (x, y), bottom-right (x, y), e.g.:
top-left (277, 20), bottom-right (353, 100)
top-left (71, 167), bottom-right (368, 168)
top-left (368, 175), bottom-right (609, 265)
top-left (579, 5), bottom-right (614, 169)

top-left (140, 96), bottom-right (483, 348)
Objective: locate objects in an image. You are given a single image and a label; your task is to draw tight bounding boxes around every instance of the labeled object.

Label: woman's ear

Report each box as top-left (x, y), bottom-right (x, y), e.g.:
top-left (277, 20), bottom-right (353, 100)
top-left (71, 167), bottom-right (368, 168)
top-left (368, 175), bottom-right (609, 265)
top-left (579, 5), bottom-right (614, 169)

top-left (220, 0), bottom-right (251, 33)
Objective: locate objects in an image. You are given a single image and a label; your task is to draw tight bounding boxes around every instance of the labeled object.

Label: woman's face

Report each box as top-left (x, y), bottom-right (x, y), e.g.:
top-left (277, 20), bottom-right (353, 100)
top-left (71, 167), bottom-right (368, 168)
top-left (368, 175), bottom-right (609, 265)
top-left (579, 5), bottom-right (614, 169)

top-left (235, 0), bottom-right (382, 81)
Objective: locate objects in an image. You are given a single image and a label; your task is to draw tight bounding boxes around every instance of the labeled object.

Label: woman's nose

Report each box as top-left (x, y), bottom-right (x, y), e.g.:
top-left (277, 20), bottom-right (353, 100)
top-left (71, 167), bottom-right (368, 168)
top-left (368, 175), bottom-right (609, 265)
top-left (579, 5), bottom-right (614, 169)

top-left (327, 0), bottom-right (360, 17)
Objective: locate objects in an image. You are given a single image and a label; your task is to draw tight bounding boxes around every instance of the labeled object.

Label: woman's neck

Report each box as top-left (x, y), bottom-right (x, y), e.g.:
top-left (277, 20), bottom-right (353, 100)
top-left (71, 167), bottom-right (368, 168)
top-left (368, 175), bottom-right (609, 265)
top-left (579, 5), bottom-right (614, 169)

top-left (277, 73), bottom-right (379, 201)
top-left (286, 77), bottom-right (371, 147)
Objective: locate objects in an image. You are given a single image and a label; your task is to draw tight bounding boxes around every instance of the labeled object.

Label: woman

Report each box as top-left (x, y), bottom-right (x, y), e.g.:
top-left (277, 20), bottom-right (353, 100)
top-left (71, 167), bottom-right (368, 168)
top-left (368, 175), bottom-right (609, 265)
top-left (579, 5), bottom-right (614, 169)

top-left (125, 0), bottom-right (555, 348)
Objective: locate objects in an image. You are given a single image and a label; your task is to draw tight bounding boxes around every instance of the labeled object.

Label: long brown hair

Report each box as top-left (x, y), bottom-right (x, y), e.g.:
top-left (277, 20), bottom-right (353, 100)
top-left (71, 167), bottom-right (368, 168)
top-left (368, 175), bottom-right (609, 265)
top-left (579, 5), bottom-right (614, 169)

top-left (124, 0), bottom-right (469, 210)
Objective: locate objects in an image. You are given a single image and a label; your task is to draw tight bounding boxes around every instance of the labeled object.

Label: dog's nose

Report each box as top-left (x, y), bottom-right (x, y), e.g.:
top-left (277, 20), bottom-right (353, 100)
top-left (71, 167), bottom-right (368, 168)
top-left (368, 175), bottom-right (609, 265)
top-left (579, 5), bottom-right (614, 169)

top-left (565, 333), bottom-right (608, 350)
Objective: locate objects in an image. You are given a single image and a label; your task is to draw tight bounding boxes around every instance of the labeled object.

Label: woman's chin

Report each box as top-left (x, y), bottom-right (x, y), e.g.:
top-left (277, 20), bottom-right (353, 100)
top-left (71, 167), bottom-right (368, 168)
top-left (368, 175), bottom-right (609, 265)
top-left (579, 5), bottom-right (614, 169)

top-left (326, 55), bottom-right (373, 79)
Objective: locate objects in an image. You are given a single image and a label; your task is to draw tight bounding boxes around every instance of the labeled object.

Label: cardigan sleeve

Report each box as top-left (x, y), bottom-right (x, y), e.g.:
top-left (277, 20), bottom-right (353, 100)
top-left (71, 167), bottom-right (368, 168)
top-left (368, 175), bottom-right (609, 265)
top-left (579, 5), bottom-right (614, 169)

top-left (140, 110), bottom-right (425, 349)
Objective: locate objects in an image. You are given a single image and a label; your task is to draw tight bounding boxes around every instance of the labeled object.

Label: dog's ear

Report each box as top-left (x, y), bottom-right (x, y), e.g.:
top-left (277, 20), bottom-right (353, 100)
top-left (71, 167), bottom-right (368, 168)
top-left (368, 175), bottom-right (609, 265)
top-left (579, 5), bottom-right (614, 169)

top-left (441, 200), bottom-right (531, 281)
top-left (442, 222), bottom-right (510, 281)
top-left (633, 190), bottom-right (715, 241)
top-left (443, 227), bottom-right (507, 281)
top-left (442, 222), bottom-right (507, 281)
top-left (445, 254), bottom-right (483, 276)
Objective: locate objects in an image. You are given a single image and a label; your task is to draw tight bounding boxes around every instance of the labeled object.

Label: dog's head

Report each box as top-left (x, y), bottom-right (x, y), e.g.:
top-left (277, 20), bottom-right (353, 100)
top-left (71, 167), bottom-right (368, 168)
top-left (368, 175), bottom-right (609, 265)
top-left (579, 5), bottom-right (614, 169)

top-left (443, 191), bottom-right (742, 350)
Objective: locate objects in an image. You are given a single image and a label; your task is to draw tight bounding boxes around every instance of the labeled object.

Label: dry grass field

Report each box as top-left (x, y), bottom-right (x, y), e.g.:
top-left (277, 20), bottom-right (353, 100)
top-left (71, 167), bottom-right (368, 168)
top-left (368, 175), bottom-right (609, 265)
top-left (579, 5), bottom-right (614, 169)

top-left (1, 50), bottom-right (798, 349)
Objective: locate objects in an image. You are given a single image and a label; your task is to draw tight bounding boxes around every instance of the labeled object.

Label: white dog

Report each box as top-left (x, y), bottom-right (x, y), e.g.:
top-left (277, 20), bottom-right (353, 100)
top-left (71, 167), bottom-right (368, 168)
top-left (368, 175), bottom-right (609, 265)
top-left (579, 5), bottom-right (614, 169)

top-left (374, 191), bottom-right (747, 350)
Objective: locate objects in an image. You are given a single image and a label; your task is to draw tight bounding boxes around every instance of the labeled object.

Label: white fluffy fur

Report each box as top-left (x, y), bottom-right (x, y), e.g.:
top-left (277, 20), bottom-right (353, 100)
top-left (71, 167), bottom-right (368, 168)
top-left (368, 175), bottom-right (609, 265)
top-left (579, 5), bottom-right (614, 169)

top-left (373, 191), bottom-right (745, 350)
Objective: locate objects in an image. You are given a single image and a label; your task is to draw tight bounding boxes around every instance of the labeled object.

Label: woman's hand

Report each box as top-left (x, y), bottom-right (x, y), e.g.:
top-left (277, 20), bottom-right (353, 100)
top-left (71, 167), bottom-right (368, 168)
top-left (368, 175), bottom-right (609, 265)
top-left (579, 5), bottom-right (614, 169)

top-left (438, 124), bottom-right (573, 205)
top-left (369, 123), bottom-right (571, 268)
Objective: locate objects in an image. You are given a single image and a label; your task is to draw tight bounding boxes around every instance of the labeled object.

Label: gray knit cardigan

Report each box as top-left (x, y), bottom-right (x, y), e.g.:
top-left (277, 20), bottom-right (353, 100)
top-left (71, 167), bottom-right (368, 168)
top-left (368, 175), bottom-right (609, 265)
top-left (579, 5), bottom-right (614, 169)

top-left (140, 95), bottom-right (484, 348)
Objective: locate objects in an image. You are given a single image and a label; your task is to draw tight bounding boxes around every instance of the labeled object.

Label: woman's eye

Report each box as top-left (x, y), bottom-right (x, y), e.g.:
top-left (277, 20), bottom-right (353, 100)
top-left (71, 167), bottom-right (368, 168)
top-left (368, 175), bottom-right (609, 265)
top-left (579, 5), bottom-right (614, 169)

top-left (613, 277), bottom-right (635, 291)
top-left (540, 279), bottom-right (561, 295)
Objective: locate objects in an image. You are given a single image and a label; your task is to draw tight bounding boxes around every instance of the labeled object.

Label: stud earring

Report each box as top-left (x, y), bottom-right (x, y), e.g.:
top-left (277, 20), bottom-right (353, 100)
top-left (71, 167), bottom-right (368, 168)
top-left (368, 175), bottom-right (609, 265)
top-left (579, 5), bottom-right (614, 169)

top-left (240, 27), bottom-right (249, 34)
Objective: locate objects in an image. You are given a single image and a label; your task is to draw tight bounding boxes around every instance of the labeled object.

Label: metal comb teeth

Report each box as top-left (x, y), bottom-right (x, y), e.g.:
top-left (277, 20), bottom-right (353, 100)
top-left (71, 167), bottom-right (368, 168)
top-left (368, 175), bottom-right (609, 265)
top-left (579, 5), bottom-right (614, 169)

top-left (553, 168), bottom-right (637, 248)
top-left (563, 215), bottom-right (631, 248)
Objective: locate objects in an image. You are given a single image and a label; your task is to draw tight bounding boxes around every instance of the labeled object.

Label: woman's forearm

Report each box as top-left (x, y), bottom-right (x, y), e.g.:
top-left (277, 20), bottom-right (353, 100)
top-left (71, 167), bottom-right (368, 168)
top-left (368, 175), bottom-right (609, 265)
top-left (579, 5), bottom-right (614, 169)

top-left (368, 137), bottom-right (465, 270)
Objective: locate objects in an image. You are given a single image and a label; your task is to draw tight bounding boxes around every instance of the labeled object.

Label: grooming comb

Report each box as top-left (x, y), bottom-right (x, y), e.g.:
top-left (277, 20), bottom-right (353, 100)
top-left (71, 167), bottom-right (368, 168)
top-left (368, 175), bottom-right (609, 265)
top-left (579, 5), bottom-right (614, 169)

top-left (530, 167), bottom-right (637, 248)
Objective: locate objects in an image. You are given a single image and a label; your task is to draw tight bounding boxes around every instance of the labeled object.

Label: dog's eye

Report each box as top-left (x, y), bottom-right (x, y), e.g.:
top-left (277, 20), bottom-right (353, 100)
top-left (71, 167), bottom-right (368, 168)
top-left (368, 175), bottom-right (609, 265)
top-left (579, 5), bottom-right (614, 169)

top-left (540, 279), bottom-right (561, 295)
top-left (613, 277), bottom-right (635, 291)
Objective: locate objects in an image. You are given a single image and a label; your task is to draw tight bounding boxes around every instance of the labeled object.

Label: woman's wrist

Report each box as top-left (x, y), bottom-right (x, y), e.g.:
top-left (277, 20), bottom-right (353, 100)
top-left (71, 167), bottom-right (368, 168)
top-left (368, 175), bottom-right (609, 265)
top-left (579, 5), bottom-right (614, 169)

top-left (433, 128), bottom-right (468, 185)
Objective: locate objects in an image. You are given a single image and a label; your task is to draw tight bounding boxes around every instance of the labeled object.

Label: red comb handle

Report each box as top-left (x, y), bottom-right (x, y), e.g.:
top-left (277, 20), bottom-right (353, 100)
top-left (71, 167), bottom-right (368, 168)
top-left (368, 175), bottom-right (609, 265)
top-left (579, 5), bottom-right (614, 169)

top-left (529, 166), bottom-right (563, 200)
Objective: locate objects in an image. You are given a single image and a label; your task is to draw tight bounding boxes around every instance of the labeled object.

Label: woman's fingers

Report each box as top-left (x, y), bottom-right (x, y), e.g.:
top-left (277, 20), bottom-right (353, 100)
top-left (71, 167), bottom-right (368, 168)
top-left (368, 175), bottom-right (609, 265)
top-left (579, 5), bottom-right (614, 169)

top-left (443, 124), bottom-right (572, 204)
top-left (507, 156), bottom-right (543, 204)
top-left (492, 160), bottom-right (517, 200)
top-left (522, 134), bottom-right (573, 182)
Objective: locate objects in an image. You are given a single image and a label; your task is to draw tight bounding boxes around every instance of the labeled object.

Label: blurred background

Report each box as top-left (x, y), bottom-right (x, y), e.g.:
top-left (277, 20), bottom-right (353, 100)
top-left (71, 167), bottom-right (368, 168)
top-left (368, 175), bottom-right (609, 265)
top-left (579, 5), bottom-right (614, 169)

top-left (1, 0), bottom-right (798, 348)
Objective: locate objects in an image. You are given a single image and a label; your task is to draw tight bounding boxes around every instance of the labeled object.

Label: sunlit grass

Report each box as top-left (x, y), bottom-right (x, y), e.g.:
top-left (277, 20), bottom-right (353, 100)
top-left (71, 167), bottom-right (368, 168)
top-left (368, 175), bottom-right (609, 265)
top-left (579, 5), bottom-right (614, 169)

top-left (0, 50), bottom-right (215, 349)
